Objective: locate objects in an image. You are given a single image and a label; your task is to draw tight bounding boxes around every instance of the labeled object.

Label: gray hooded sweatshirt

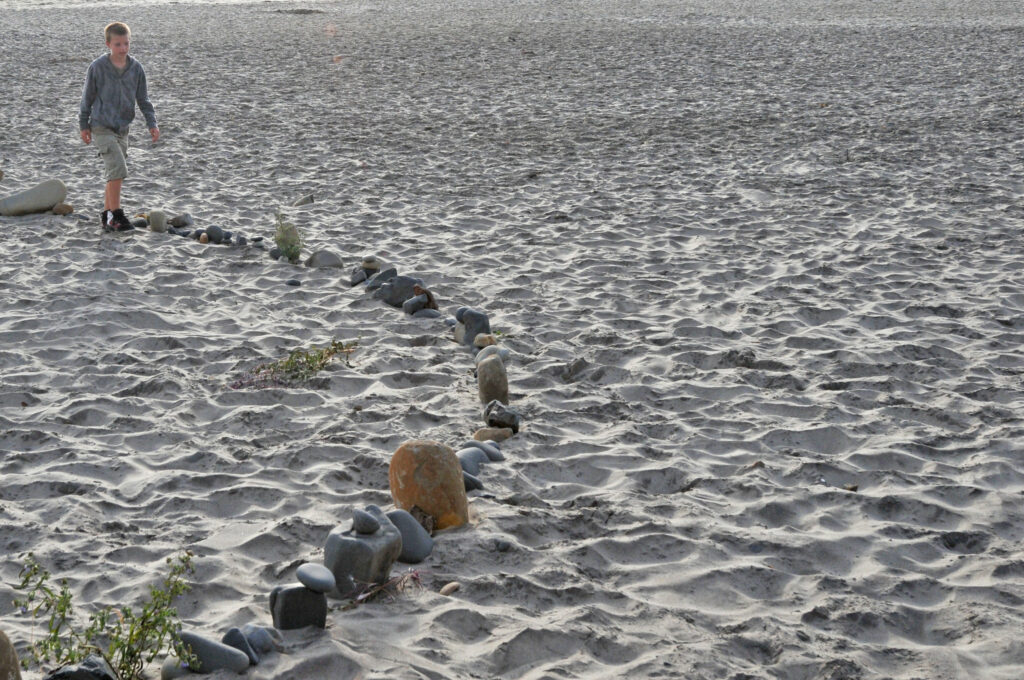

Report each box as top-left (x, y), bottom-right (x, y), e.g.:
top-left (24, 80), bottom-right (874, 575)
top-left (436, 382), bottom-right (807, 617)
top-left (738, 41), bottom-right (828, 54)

top-left (79, 54), bottom-right (157, 135)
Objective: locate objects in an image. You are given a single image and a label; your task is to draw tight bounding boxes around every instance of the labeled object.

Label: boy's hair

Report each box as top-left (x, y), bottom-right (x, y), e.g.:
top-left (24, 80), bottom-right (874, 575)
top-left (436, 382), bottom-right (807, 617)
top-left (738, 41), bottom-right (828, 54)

top-left (104, 22), bottom-right (130, 42)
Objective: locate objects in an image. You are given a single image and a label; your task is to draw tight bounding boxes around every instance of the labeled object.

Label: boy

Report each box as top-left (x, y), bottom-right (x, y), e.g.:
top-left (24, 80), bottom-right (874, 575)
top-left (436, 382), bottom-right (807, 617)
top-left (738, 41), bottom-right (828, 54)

top-left (79, 21), bottom-right (159, 232)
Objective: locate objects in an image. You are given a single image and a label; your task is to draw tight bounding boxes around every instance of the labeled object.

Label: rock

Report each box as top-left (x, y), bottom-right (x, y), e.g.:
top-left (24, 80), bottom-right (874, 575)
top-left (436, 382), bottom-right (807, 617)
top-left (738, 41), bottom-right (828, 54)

top-left (483, 400), bottom-right (523, 433)
top-left (361, 255), bottom-right (381, 274)
top-left (364, 267), bottom-right (397, 291)
top-left (221, 627), bottom-right (259, 665)
top-left (453, 322), bottom-right (466, 344)
top-left (180, 630), bottom-right (251, 673)
top-left (409, 506), bottom-right (436, 535)
top-left (323, 505), bottom-right (402, 597)
top-left (477, 355), bottom-right (509, 405)
top-left (149, 209), bottom-right (168, 232)
top-left (375, 275), bottom-right (425, 307)
top-left (235, 235), bottom-right (248, 246)
top-left (413, 309), bottom-right (442, 319)
top-left (349, 267), bottom-right (368, 286)
top-left (473, 427), bottom-right (513, 442)
top-left (0, 179), bottom-right (67, 216)
top-left (159, 656), bottom-right (187, 680)
top-left (240, 624), bottom-right (283, 654)
top-left (495, 539), bottom-right (512, 552)
top-left (43, 655), bottom-right (116, 680)
top-left (385, 509), bottom-right (434, 563)
top-left (292, 193), bottom-right (314, 206)
top-left (351, 508), bottom-right (381, 534)
top-left (52, 202), bottom-right (74, 216)
top-left (305, 250), bottom-right (344, 268)
top-left (474, 333), bottom-right (497, 348)
top-left (457, 447), bottom-right (490, 476)
top-left (402, 293), bottom-right (429, 315)
top-left (0, 630), bottom-right (22, 680)
top-left (205, 224), bottom-right (225, 244)
top-left (269, 246), bottom-right (282, 259)
top-left (389, 440), bottom-right (469, 530)
top-left (268, 585), bottom-right (327, 630)
top-left (458, 308), bottom-right (491, 347)
top-left (475, 345), bottom-right (511, 365)
top-left (464, 471), bottom-right (483, 491)
top-left (285, 278), bottom-right (301, 286)
top-left (168, 227), bottom-right (190, 237)
top-left (460, 439), bottom-right (505, 462)
top-left (169, 213), bottom-right (193, 228)
top-left (297, 563), bottom-right (336, 593)
top-left (440, 582), bottom-right (461, 596)
top-left (199, 233), bottom-right (209, 244)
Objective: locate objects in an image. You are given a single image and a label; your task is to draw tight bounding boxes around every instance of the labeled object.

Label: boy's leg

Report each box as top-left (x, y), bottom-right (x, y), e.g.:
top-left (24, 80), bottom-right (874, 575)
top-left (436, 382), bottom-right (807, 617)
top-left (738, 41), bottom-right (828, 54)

top-left (93, 126), bottom-right (133, 230)
top-left (104, 179), bottom-right (123, 211)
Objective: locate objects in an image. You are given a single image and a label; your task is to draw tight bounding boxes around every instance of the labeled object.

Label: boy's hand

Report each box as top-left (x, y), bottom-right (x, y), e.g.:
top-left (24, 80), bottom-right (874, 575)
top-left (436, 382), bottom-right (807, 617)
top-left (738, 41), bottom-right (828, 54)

top-left (80, 130), bottom-right (91, 145)
top-left (150, 127), bottom-right (160, 143)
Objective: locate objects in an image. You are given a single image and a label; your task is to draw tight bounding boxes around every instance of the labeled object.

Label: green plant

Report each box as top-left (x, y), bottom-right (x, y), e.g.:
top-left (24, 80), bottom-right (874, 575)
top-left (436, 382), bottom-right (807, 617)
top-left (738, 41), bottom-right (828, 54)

top-left (14, 552), bottom-right (197, 679)
top-left (273, 210), bottom-right (302, 262)
top-left (230, 338), bottom-right (359, 389)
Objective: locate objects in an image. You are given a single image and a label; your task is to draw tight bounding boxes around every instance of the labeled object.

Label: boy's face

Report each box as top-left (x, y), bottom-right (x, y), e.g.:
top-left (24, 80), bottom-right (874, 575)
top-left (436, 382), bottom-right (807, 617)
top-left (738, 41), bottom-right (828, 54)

top-left (106, 34), bottom-right (130, 60)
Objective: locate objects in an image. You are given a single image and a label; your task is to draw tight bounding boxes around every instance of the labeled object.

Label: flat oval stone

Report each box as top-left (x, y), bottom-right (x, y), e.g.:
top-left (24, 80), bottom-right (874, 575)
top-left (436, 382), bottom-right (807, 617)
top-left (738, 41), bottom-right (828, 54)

top-left (285, 279), bottom-right (301, 287)
top-left (352, 508), bottom-right (380, 534)
top-left (296, 563), bottom-right (336, 593)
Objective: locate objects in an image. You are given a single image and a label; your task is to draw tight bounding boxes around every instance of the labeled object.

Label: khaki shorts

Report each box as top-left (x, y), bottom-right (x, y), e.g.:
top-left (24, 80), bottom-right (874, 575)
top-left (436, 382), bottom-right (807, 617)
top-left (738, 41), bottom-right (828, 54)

top-left (92, 125), bottom-right (129, 181)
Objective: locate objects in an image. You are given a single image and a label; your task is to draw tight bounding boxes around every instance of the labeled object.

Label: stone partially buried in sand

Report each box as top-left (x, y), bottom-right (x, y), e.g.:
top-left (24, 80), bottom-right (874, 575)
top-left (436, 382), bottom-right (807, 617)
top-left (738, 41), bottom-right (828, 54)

top-left (477, 354), bottom-right (509, 405)
top-left (473, 427), bottom-right (513, 442)
top-left (389, 440), bottom-right (469, 530)
top-left (149, 209), bottom-right (168, 232)
top-left (0, 178), bottom-right (67, 216)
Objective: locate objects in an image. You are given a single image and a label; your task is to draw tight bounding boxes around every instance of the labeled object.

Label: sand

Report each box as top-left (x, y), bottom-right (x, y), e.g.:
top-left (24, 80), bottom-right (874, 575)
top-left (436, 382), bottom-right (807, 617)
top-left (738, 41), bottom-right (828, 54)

top-left (2, 0), bottom-right (1024, 678)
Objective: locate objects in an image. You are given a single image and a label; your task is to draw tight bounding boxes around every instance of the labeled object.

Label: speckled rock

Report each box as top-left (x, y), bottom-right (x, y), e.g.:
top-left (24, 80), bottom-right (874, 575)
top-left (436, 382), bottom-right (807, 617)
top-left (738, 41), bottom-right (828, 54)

top-left (389, 440), bottom-right (469, 530)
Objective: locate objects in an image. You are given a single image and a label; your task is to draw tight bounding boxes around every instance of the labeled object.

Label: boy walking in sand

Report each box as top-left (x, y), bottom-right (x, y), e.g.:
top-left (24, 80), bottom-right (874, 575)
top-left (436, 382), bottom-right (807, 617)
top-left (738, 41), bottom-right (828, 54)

top-left (79, 21), bottom-right (159, 232)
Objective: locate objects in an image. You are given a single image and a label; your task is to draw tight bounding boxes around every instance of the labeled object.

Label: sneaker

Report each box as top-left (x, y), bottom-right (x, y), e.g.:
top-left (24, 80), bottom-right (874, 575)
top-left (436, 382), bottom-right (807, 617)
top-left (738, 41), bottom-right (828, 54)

top-left (106, 208), bottom-right (135, 232)
top-left (99, 209), bottom-right (111, 227)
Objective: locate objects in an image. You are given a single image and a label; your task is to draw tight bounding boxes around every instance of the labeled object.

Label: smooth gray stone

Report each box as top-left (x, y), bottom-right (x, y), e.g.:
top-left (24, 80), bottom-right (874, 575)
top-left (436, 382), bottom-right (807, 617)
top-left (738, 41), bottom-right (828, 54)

top-left (457, 447), bottom-right (490, 476)
top-left (0, 179), bottom-right (66, 216)
top-left (475, 345), bottom-right (511, 366)
top-left (385, 509), bottom-right (433, 564)
top-left (375, 275), bottom-right (424, 307)
top-left (269, 247), bottom-right (282, 259)
top-left (148, 209), bottom-right (168, 232)
top-left (180, 630), bottom-right (250, 674)
top-left (131, 217), bottom-right (148, 230)
top-left (460, 308), bottom-right (491, 347)
top-left (455, 306), bottom-right (469, 323)
top-left (459, 439), bottom-right (504, 462)
top-left (444, 317), bottom-right (457, 327)
top-left (235, 235), bottom-right (248, 246)
top-left (477, 354), bottom-right (509, 404)
top-left (240, 624), bottom-right (282, 654)
top-left (45, 654), bottom-right (116, 679)
top-left (464, 471), bottom-right (483, 491)
top-left (221, 627), bottom-right (259, 665)
top-left (297, 563), bottom-right (336, 593)
top-left (169, 213), bottom-right (193, 228)
top-left (324, 505), bottom-right (401, 597)
top-left (484, 400), bottom-right (523, 433)
top-left (285, 279), bottom-right (301, 286)
top-left (349, 266), bottom-right (368, 287)
top-left (412, 308), bottom-right (442, 319)
top-left (364, 267), bottom-right (397, 291)
top-left (352, 508), bottom-right (381, 534)
top-left (402, 293), bottom-right (429, 315)
top-left (205, 224), bottom-right (225, 244)
top-left (160, 656), bottom-right (187, 680)
top-left (268, 585), bottom-right (327, 630)
top-left (0, 630), bottom-right (22, 680)
top-left (305, 250), bottom-right (344, 268)
top-left (292, 193), bottom-right (314, 207)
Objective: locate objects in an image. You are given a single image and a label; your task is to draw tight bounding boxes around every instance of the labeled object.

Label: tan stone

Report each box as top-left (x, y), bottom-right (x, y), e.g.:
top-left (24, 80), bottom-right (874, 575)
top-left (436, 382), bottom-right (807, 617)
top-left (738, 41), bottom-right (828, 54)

top-left (473, 333), bottom-right (497, 348)
top-left (477, 354), bottom-right (509, 405)
top-left (473, 427), bottom-right (513, 442)
top-left (389, 440), bottom-right (468, 530)
top-left (199, 233), bottom-right (209, 244)
top-left (0, 629), bottom-right (22, 680)
top-left (51, 202), bottom-right (73, 215)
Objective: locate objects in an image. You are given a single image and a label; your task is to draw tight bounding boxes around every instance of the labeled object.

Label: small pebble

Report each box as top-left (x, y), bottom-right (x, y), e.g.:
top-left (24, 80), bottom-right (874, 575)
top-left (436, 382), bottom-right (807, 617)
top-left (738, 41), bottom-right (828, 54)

top-left (439, 582), bottom-right (460, 596)
top-left (52, 202), bottom-right (74, 215)
top-left (352, 508), bottom-right (380, 534)
top-left (495, 539), bottom-right (511, 552)
top-left (199, 233), bottom-right (209, 244)
top-left (285, 279), bottom-right (301, 287)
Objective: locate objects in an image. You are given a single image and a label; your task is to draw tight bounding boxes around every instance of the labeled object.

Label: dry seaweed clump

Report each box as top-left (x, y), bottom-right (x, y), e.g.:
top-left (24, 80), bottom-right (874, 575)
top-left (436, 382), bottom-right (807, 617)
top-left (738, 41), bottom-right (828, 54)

top-left (230, 339), bottom-right (358, 389)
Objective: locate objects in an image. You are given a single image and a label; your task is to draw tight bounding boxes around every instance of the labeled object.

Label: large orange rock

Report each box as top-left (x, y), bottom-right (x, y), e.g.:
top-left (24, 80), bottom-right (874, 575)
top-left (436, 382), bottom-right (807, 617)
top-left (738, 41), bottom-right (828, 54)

top-left (389, 440), bottom-right (468, 530)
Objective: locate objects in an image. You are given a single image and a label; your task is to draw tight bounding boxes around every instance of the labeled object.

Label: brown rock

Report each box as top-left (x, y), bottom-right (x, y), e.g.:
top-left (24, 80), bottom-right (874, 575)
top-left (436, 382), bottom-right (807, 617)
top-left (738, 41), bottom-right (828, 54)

top-left (199, 233), bottom-right (210, 244)
top-left (439, 581), bottom-right (460, 596)
top-left (473, 427), bottom-right (513, 442)
top-left (389, 440), bottom-right (468, 530)
top-left (0, 629), bottom-right (22, 680)
top-left (52, 202), bottom-right (73, 215)
top-left (473, 333), bottom-right (497, 348)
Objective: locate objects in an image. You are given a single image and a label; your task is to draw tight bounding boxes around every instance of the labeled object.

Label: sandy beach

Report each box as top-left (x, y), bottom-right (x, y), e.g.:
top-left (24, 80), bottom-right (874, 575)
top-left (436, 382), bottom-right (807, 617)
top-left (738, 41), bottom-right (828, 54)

top-left (2, 0), bottom-right (1024, 677)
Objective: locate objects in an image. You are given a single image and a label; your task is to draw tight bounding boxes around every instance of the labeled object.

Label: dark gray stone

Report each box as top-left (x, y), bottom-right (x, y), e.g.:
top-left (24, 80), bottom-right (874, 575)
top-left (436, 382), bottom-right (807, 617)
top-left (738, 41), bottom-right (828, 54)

top-left (43, 656), bottom-right (115, 680)
top-left (268, 585), bottom-right (327, 630)
top-left (457, 447), bottom-right (490, 476)
top-left (385, 509), bottom-right (434, 564)
top-left (413, 308), bottom-right (442, 319)
top-left (459, 439), bottom-right (504, 462)
top-left (364, 267), bottom-right (398, 291)
top-left (221, 627), bottom-right (259, 665)
top-left (168, 227), bottom-right (190, 237)
top-left (349, 266), bottom-right (368, 287)
top-left (179, 631), bottom-right (250, 673)
top-left (131, 217), bottom-right (148, 229)
top-left (269, 247), bottom-right (282, 259)
top-left (205, 224), bottom-right (225, 244)
top-left (460, 308), bottom-right (491, 347)
top-left (191, 228), bottom-right (205, 240)
top-left (324, 505), bottom-right (402, 597)
top-left (375, 275), bottom-right (425, 308)
top-left (484, 400), bottom-right (523, 433)
top-left (402, 293), bottom-right (429, 315)
top-left (240, 624), bottom-right (282, 654)
top-left (297, 563), bottom-right (336, 593)
top-left (352, 508), bottom-right (381, 534)
top-left (464, 471), bottom-right (483, 491)
top-left (235, 235), bottom-right (248, 246)
top-left (455, 307), bottom-right (469, 323)
top-left (169, 213), bottom-right (193, 228)
top-left (285, 279), bottom-right (301, 287)
top-left (495, 539), bottom-right (512, 552)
